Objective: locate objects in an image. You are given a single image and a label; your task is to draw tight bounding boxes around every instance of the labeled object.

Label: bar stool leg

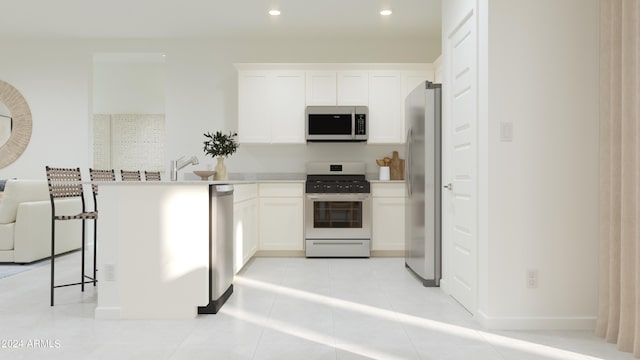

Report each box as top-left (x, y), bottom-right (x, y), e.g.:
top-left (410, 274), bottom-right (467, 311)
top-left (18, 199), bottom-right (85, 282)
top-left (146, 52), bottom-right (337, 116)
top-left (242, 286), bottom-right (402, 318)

top-left (93, 219), bottom-right (98, 286)
top-left (81, 220), bottom-right (86, 292)
top-left (50, 220), bottom-right (55, 307)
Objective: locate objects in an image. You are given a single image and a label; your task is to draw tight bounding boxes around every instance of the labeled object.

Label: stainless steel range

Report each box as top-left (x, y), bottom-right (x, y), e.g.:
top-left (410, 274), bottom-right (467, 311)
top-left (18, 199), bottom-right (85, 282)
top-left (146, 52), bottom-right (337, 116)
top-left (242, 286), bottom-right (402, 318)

top-left (305, 162), bottom-right (371, 257)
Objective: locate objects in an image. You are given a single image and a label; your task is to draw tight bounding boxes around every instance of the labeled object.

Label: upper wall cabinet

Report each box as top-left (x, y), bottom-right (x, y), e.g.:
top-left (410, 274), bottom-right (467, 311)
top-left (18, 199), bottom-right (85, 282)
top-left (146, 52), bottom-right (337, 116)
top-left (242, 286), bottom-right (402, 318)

top-left (305, 71), bottom-right (337, 105)
top-left (337, 71), bottom-right (369, 105)
top-left (368, 71), bottom-right (402, 143)
top-left (306, 71), bottom-right (368, 106)
top-left (236, 64), bottom-right (435, 144)
top-left (238, 70), bottom-right (305, 143)
top-left (238, 71), bottom-right (271, 143)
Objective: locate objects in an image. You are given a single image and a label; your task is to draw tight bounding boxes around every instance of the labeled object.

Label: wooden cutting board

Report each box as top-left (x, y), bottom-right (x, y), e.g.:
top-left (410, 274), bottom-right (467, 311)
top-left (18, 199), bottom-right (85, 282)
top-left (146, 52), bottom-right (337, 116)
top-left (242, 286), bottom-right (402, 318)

top-left (389, 151), bottom-right (405, 180)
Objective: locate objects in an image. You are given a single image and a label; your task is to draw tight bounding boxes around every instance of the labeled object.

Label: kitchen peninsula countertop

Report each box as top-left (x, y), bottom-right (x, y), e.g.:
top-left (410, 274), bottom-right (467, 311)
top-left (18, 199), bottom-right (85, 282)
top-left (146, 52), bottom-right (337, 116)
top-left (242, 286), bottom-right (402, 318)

top-left (368, 180), bottom-right (406, 183)
top-left (93, 173), bottom-right (306, 185)
top-left (90, 172), bottom-right (404, 185)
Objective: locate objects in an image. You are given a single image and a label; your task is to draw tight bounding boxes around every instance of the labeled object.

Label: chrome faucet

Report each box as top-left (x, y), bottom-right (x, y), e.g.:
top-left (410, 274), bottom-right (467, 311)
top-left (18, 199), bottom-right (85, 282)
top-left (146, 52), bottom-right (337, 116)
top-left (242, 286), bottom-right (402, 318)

top-left (170, 155), bottom-right (199, 181)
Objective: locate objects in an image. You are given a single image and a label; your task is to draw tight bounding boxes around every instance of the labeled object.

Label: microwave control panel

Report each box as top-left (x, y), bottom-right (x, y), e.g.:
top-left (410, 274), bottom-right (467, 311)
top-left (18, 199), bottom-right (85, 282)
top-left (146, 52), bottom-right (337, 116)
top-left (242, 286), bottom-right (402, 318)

top-left (355, 114), bottom-right (366, 135)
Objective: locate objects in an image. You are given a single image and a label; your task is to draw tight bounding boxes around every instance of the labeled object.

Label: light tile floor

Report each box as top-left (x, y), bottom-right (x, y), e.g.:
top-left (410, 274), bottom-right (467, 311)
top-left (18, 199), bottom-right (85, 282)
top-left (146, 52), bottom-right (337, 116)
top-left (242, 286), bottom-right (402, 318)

top-left (0, 252), bottom-right (634, 360)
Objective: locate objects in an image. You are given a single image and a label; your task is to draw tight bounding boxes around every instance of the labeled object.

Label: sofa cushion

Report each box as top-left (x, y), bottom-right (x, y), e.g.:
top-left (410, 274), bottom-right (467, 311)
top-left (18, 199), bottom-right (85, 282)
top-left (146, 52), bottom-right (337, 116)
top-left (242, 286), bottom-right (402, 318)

top-left (0, 180), bottom-right (49, 224)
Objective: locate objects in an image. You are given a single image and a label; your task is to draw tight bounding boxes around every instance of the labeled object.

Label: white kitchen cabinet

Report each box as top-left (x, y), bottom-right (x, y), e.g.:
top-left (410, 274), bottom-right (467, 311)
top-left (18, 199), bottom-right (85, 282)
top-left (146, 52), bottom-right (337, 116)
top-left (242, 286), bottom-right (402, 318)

top-left (237, 64), bottom-right (434, 145)
top-left (271, 71), bottom-right (306, 143)
top-left (305, 70), bottom-right (368, 106)
top-left (337, 71), bottom-right (369, 105)
top-left (306, 71), bottom-right (337, 105)
top-left (233, 184), bottom-right (258, 273)
top-left (371, 182), bottom-right (406, 252)
top-left (258, 183), bottom-right (304, 251)
top-left (238, 70), bottom-right (305, 144)
top-left (368, 71), bottom-right (403, 143)
top-left (238, 71), bottom-right (271, 143)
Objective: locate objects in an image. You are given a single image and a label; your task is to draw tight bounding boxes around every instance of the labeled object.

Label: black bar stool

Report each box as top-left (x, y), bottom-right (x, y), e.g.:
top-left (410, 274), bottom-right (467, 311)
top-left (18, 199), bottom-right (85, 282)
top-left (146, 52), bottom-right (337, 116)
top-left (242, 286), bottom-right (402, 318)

top-left (45, 166), bottom-right (98, 306)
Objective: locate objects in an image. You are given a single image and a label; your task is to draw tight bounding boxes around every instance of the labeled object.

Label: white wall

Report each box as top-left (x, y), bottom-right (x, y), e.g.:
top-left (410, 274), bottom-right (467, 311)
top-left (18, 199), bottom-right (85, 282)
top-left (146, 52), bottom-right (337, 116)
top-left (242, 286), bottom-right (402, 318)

top-left (0, 37), bottom-right (436, 179)
top-left (93, 55), bottom-right (166, 114)
top-left (0, 40), bottom-right (92, 179)
top-left (477, 0), bottom-right (600, 329)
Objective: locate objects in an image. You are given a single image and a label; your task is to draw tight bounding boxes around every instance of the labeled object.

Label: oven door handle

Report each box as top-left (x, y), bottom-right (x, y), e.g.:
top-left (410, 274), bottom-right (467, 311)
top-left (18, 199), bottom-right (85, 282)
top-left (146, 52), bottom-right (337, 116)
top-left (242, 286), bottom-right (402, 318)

top-left (306, 194), bottom-right (370, 201)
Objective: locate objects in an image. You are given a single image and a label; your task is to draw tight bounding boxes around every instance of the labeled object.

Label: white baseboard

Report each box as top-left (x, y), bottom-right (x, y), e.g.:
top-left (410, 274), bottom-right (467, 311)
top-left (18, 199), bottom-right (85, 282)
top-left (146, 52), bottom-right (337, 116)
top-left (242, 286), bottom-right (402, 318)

top-left (95, 306), bottom-right (121, 320)
top-left (254, 250), bottom-right (305, 257)
top-left (476, 310), bottom-right (596, 330)
top-left (439, 279), bottom-right (595, 330)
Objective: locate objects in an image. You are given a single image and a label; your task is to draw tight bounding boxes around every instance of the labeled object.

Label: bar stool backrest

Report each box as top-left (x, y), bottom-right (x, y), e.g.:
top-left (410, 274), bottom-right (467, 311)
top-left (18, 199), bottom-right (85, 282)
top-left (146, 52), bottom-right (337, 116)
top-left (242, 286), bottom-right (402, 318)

top-left (89, 168), bottom-right (115, 210)
top-left (121, 170), bottom-right (141, 181)
top-left (45, 166), bottom-right (84, 198)
top-left (145, 171), bottom-right (161, 181)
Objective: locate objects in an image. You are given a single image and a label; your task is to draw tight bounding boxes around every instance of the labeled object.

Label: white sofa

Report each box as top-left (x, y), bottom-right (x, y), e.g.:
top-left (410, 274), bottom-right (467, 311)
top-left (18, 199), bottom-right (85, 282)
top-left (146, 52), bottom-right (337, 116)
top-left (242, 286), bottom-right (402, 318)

top-left (0, 179), bottom-right (83, 263)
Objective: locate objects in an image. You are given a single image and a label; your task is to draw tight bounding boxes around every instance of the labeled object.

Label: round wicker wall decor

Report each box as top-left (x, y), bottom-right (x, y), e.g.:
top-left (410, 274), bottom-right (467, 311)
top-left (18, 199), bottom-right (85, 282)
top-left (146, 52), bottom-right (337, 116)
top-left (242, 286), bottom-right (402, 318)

top-left (0, 80), bottom-right (32, 169)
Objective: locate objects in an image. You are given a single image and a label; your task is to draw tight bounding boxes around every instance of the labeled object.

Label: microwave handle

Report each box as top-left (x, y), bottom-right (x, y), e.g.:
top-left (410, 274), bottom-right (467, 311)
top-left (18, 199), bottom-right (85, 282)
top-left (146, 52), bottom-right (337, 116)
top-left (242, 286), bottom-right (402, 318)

top-left (351, 110), bottom-right (356, 139)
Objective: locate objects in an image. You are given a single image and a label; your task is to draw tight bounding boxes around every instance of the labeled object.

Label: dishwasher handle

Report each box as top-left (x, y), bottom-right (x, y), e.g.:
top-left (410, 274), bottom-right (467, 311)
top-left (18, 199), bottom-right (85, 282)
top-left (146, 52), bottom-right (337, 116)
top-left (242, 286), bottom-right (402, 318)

top-left (211, 184), bottom-right (234, 196)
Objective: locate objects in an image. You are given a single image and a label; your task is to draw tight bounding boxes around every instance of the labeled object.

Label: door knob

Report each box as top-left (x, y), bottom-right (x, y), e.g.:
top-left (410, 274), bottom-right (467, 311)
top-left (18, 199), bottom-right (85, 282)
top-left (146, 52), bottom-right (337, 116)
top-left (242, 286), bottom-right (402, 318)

top-left (443, 183), bottom-right (453, 191)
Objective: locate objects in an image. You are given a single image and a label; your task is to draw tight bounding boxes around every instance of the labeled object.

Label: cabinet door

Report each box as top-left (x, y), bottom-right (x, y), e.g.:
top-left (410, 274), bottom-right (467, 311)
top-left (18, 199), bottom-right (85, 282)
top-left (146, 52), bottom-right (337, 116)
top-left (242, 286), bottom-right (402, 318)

top-left (238, 71), bottom-right (271, 143)
top-left (372, 197), bottom-right (405, 251)
top-left (306, 71), bottom-right (337, 105)
top-left (271, 71), bottom-right (306, 143)
top-left (233, 201), bottom-right (246, 273)
top-left (368, 71), bottom-right (402, 143)
top-left (259, 197), bottom-right (304, 251)
top-left (234, 198), bottom-right (258, 273)
top-left (337, 71), bottom-right (369, 105)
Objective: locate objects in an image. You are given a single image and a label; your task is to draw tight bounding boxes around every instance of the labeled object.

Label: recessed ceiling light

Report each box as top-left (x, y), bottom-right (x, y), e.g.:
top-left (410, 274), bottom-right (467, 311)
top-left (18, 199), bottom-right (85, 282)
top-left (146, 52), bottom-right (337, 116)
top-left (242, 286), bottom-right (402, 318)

top-left (269, 10), bottom-right (281, 16)
top-left (380, 9), bottom-right (392, 16)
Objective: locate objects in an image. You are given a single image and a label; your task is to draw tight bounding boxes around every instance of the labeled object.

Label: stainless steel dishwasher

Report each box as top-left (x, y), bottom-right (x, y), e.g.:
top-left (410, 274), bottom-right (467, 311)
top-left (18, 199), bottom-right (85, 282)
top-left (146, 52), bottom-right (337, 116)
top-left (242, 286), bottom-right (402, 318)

top-left (198, 184), bottom-right (234, 314)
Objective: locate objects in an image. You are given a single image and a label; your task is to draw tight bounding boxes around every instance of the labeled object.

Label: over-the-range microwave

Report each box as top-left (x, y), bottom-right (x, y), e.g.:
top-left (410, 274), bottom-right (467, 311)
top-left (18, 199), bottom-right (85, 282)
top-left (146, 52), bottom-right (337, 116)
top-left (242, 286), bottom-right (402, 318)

top-left (305, 105), bottom-right (368, 142)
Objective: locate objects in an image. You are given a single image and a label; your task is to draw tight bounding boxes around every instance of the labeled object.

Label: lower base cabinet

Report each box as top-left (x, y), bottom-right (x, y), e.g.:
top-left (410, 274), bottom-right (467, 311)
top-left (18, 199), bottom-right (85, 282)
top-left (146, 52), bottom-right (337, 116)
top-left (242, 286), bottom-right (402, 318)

top-left (234, 182), bottom-right (407, 258)
top-left (258, 183), bottom-right (304, 251)
top-left (371, 183), bottom-right (406, 252)
top-left (233, 184), bottom-right (258, 273)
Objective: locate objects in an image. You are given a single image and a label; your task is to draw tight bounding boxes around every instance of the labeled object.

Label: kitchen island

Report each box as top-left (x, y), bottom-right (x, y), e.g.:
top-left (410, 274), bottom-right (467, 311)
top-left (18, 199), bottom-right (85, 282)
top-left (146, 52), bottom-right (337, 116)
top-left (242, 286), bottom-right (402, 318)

top-left (95, 182), bottom-right (212, 319)
top-left (93, 178), bottom-right (305, 320)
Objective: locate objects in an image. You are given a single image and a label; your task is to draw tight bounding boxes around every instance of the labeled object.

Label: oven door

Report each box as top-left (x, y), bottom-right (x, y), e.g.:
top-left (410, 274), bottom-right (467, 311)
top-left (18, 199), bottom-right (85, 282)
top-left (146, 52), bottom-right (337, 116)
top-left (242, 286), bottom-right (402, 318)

top-left (305, 194), bottom-right (371, 240)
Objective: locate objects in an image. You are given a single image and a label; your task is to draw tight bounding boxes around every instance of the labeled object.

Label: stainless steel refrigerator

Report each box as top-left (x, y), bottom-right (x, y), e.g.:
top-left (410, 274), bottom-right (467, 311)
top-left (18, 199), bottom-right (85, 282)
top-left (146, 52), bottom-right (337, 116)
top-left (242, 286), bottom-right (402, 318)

top-left (405, 81), bottom-right (441, 287)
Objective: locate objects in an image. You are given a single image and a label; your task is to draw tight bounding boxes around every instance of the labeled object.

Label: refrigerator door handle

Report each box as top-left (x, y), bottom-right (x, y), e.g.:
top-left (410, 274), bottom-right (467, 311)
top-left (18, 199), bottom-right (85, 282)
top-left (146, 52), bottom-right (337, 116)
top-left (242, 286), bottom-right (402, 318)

top-left (406, 127), bottom-right (413, 196)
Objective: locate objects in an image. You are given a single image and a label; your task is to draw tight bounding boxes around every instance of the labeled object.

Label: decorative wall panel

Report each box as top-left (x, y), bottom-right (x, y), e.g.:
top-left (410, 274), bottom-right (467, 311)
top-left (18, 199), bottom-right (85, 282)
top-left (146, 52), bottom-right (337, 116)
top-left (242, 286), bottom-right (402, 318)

top-left (93, 114), bottom-right (165, 172)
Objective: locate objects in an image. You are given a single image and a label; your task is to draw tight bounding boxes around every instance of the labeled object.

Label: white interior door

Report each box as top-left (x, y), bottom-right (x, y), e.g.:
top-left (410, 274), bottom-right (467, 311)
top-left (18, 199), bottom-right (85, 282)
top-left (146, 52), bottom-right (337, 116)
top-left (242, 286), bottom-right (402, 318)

top-left (443, 9), bottom-right (478, 314)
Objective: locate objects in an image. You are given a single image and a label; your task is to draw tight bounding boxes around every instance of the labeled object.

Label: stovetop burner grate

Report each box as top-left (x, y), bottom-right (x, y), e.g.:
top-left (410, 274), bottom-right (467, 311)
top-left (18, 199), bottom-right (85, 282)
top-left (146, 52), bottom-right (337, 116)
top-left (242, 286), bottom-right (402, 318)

top-left (305, 175), bottom-right (370, 194)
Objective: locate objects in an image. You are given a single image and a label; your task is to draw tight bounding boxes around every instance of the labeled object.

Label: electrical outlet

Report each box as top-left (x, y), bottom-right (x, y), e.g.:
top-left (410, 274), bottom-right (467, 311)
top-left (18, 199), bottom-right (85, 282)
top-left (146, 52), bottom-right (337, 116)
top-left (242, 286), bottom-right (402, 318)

top-left (104, 264), bottom-right (116, 281)
top-left (526, 269), bottom-right (538, 289)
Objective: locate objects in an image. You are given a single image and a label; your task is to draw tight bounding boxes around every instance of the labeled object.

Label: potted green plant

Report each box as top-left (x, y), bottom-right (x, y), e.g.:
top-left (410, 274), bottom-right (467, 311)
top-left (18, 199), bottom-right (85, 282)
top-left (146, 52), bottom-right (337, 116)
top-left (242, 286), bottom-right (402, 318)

top-left (202, 131), bottom-right (239, 180)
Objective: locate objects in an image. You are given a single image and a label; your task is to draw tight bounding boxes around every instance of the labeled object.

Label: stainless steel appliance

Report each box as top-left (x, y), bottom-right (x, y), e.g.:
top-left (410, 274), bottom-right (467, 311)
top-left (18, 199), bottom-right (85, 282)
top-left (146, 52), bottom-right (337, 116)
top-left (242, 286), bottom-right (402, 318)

top-left (198, 184), bottom-right (234, 314)
top-left (305, 162), bottom-right (371, 257)
top-left (305, 106), bottom-right (368, 142)
top-left (405, 81), bottom-right (442, 287)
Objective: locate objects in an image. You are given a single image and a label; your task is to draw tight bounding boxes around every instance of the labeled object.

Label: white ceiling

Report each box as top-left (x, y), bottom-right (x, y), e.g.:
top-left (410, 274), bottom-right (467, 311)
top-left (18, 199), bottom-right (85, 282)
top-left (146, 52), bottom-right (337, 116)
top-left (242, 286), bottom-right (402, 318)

top-left (0, 0), bottom-right (441, 40)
